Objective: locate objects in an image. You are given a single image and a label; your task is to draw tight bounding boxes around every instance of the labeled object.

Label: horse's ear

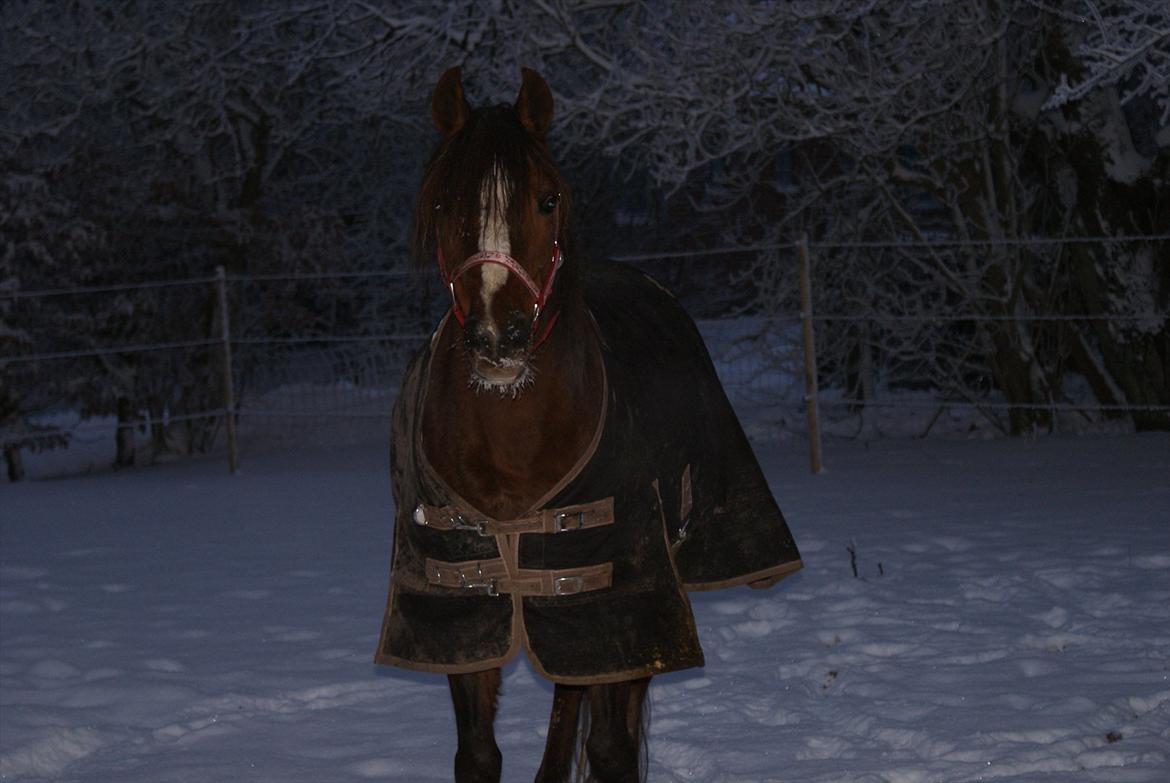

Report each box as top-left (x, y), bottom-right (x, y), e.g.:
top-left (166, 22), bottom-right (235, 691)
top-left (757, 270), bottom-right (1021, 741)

top-left (515, 67), bottom-right (554, 140)
top-left (432, 67), bottom-right (470, 138)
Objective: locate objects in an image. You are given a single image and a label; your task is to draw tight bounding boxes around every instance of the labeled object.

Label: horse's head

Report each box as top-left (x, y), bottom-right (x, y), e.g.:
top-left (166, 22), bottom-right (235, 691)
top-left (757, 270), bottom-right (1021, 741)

top-left (415, 67), bottom-right (571, 394)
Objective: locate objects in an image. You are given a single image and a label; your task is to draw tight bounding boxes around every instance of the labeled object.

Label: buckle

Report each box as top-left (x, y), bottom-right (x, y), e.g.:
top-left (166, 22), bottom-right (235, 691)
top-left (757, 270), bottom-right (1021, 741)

top-left (460, 578), bottom-right (498, 597)
top-left (449, 515), bottom-right (490, 537)
top-left (457, 566), bottom-right (499, 597)
top-left (553, 576), bottom-right (584, 595)
top-left (554, 510), bottom-right (585, 533)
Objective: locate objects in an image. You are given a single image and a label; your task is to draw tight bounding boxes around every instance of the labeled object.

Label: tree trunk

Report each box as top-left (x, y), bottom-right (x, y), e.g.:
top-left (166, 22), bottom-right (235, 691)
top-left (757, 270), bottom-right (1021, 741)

top-left (982, 258), bottom-right (1053, 435)
top-left (114, 397), bottom-right (136, 469)
top-left (150, 411), bottom-right (169, 460)
top-left (985, 326), bottom-right (1050, 434)
top-left (1067, 237), bottom-right (1169, 432)
top-left (846, 323), bottom-right (876, 436)
top-left (4, 444), bottom-right (25, 482)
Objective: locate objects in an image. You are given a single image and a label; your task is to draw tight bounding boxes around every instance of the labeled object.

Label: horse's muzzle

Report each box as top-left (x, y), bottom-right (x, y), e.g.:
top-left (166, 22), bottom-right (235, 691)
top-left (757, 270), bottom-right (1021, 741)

top-left (464, 313), bottom-right (534, 390)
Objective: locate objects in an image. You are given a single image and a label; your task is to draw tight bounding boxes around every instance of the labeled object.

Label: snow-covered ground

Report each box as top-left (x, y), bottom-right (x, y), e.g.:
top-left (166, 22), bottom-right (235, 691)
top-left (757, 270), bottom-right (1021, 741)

top-left (1, 433), bottom-right (1167, 782)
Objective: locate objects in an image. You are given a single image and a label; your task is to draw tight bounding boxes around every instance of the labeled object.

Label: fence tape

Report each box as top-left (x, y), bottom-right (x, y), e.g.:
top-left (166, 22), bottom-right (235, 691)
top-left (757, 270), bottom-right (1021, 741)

top-left (0, 270), bottom-right (418, 301)
top-left (609, 234), bottom-right (1170, 262)
top-left (11, 396), bottom-right (1165, 450)
top-left (1, 276), bottom-right (218, 300)
top-left (227, 270), bottom-right (416, 283)
top-left (1, 338), bottom-right (221, 366)
top-left (232, 334), bottom-right (431, 346)
top-left (808, 313), bottom-right (1167, 324)
top-left (5, 235), bottom-right (1168, 456)
top-left (237, 409), bottom-right (392, 419)
top-left (6, 311), bottom-right (1164, 367)
top-left (6, 235), bottom-right (1167, 300)
top-left (752, 312), bottom-right (1166, 324)
top-left (1, 409), bottom-right (227, 448)
top-left (817, 398), bottom-right (1170, 413)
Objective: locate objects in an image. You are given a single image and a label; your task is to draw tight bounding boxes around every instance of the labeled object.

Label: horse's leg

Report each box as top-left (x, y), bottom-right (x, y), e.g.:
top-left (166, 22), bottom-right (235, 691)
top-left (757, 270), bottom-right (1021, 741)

top-left (534, 683), bottom-right (585, 783)
top-left (624, 677), bottom-right (650, 741)
top-left (584, 677), bottom-right (651, 783)
top-left (448, 668), bottom-right (503, 783)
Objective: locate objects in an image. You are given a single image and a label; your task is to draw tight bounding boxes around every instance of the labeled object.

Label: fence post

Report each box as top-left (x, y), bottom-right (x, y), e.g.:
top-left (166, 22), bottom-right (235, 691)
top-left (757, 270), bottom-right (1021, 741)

top-left (797, 236), bottom-right (824, 474)
top-left (214, 266), bottom-right (239, 474)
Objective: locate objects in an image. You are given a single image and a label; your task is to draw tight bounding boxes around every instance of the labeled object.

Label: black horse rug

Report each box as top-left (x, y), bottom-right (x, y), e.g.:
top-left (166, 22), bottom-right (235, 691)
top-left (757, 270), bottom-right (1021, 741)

top-left (375, 260), bottom-right (802, 685)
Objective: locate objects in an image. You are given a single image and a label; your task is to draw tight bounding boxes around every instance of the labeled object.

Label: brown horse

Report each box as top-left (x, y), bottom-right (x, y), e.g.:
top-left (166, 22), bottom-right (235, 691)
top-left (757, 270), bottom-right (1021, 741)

top-left (375, 66), bottom-right (801, 783)
top-left (417, 66), bottom-right (642, 783)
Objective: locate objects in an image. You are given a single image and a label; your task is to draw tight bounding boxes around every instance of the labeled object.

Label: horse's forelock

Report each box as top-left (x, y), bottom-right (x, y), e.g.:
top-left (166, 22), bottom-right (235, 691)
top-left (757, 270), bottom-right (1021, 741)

top-left (412, 106), bottom-right (570, 269)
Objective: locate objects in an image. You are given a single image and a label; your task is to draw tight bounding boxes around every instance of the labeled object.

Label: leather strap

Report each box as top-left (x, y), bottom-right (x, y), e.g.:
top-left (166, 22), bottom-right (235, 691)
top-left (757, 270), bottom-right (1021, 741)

top-left (413, 497), bottom-right (614, 537)
top-left (424, 557), bottom-right (613, 597)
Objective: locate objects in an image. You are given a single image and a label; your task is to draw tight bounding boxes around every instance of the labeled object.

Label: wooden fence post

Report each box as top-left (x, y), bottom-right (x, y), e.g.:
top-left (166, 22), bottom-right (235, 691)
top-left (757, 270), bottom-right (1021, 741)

top-left (797, 236), bottom-right (824, 474)
top-left (215, 266), bottom-right (239, 474)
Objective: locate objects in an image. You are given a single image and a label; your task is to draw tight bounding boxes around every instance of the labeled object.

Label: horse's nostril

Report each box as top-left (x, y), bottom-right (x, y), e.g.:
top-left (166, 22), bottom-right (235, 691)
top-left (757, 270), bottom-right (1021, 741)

top-left (502, 315), bottom-right (531, 350)
top-left (462, 317), bottom-right (494, 353)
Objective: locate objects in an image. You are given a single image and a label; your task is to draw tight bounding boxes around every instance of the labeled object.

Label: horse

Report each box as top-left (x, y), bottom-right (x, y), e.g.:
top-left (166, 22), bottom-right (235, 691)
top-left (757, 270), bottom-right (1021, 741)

top-left (375, 67), bottom-right (802, 783)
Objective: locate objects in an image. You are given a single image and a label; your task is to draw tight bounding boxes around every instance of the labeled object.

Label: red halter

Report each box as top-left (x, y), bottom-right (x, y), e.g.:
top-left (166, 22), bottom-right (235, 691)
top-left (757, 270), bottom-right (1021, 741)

top-left (437, 225), bottom-right (563, 350)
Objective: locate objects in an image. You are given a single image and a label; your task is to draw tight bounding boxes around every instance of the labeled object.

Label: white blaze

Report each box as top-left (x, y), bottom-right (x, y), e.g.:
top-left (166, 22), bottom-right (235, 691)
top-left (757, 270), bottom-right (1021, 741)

top-left (478, 167), bottom-right (510, 335)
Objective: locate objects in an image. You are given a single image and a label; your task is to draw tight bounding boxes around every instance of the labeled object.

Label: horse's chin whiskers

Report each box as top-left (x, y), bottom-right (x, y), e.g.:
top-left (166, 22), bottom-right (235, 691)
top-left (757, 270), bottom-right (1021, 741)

top-left (468, 360), bottom-right (534, 398)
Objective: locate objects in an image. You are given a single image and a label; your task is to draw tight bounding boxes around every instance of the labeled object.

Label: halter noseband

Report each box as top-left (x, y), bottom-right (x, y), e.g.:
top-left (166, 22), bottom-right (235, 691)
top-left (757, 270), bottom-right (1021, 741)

top-left (437, 217), bottom-right (563, 350)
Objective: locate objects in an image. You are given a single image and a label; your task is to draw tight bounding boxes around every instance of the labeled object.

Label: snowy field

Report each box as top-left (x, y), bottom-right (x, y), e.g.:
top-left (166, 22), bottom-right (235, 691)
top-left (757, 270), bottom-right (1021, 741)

top-left (1, 432), bottom-right (1168, 782)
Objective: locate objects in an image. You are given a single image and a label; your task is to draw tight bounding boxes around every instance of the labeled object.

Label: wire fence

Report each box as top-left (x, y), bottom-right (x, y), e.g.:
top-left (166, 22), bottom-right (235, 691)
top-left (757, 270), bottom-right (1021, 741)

top-left (607, 234), bottom-right (1170, 261)
top-left (3, 234), bottom-right (1168, 475)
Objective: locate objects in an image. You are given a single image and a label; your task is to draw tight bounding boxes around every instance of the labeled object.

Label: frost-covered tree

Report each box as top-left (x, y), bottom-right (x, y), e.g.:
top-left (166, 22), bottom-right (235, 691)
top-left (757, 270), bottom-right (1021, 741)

top-left (0, 174), bottom-right (105, 479)
top-left (510, 0), bottom-right (1169, 433)
top-left (812, 0), bottom-right (1170, 433)
top-left (0, 1), bottom-right (435, 465)
top-left (2, 0), bottom-right (1165, 461)
top-left (1044, 0), bottom-right (1170, 124)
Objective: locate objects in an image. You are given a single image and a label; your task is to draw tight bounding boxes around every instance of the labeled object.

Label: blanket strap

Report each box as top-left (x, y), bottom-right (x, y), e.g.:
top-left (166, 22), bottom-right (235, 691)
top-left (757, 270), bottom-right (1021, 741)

top-left (413, 497), bottom-right (614, 537)
top-left (424, 557), bottom-right (613, 597)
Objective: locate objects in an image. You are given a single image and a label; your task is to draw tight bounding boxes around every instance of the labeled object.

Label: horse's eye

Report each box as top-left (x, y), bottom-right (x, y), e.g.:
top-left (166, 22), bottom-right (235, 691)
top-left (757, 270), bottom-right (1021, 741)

top-left (433, 202), bottom-right (444, 214)
top-left (539, 193), bottom-right (560, 215)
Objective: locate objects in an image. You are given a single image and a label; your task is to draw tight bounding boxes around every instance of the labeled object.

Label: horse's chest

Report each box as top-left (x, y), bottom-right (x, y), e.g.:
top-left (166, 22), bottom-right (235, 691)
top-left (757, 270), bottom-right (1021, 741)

top-left (418, 333), bottom-right (604, 519)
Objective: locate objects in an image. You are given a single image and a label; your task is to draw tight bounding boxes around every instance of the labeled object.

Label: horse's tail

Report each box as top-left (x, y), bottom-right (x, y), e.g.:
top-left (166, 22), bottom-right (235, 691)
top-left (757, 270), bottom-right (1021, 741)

top-left (637, 687), bottom-right (651, 782)
top-left (572, 702), bottom-right (589, 783)
top-left (572, 682), bottom-right (651, 783)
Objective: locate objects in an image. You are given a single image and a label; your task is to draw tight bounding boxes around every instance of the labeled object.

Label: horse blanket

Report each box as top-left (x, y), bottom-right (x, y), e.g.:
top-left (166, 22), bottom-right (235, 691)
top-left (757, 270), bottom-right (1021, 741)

top-left (375, 260), bottom-right (802, 684)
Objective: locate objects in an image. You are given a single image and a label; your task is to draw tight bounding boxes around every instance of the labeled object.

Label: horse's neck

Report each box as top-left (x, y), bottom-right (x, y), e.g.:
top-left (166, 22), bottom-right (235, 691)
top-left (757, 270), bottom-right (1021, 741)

top-left (421, 301), bottom-right (604, 520)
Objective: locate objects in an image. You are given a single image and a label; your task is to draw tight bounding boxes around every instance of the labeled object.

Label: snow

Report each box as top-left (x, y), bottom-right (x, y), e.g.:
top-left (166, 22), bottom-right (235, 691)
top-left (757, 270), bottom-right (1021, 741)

top-left (1, 432), bottom-right (1168, 782)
